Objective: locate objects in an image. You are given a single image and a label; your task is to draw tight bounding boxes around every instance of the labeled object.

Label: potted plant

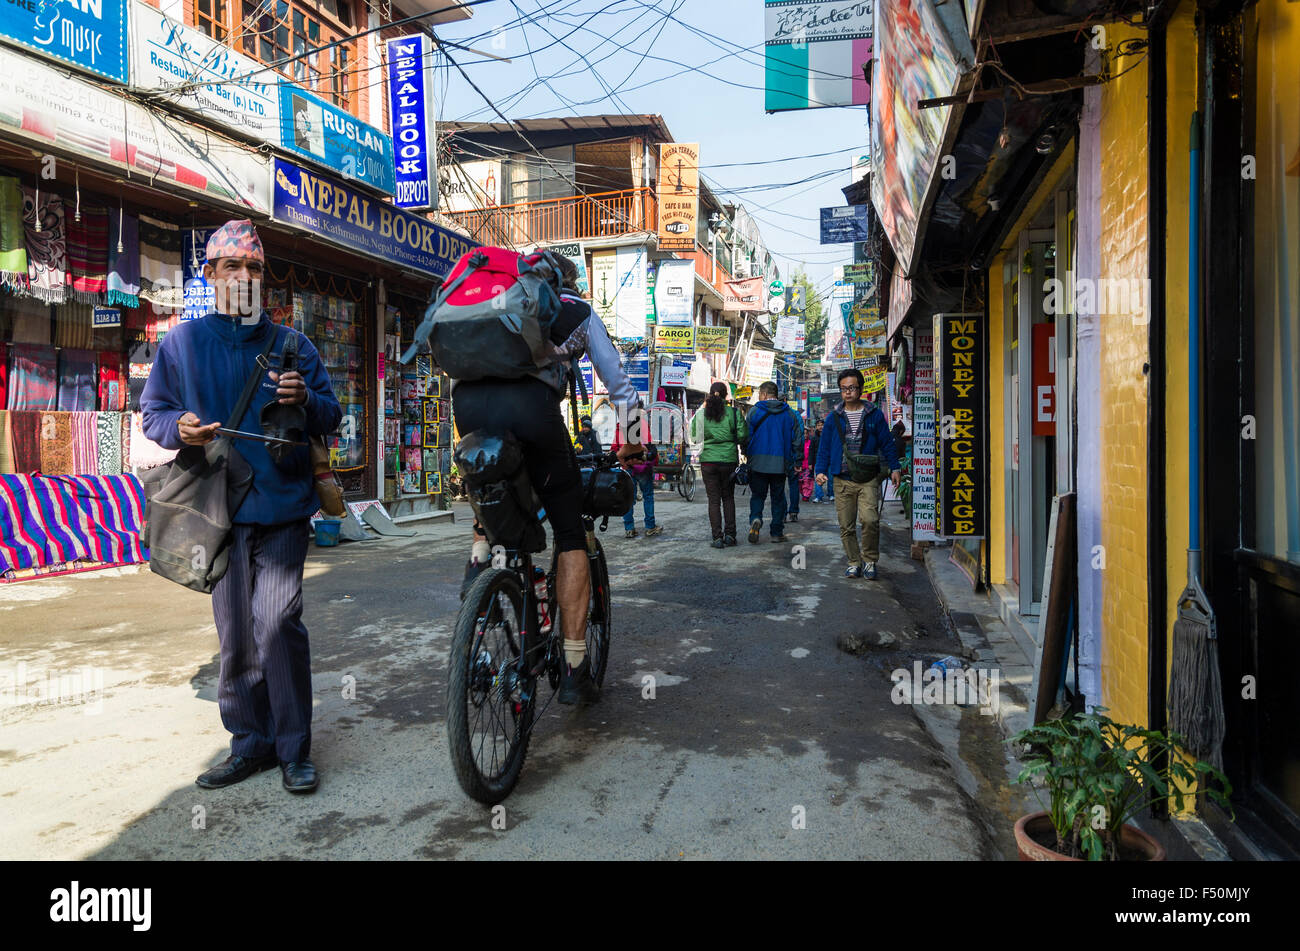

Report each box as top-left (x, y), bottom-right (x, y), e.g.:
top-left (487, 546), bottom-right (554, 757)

top-left (1010, 709), bottom-right (1232, 861)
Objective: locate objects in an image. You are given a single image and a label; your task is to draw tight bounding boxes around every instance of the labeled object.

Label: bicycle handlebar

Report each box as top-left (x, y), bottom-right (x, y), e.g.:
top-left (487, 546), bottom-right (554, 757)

top-left (575, 450), bottom-right (621, 469)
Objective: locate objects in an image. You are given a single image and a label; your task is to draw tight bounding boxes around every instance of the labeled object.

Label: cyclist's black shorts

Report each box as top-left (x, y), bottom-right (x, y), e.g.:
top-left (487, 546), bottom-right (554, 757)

top-left (451, 376), bottom-right (586, 553)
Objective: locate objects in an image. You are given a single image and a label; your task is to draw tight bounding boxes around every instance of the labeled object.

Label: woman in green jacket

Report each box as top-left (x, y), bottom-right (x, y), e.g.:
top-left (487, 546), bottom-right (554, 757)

top-left (689, 381), bottom-right (748, 548)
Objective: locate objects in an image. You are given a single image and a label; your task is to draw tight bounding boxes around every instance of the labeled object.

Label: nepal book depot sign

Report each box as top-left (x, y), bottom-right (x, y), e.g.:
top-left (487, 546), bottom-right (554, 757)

top-left (933, 313), bottom-right (986, 538)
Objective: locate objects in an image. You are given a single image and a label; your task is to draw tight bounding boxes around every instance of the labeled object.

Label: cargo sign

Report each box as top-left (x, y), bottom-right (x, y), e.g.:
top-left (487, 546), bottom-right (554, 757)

top-left (654, 325), bottom-right (694, 354)
top-left (279, 84), bottom-right (395, 194)
top-left (270, 158), bottom-right (468, 278)
top-left (386, 34), bottom-right (438, 209)
top-left (2, 0), bottom-right (128, 83)
top-left (935, 314), bottom-right (986, 538)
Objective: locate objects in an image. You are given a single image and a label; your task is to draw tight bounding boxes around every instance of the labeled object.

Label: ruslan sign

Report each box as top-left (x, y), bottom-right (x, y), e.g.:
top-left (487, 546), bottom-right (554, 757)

top-left (386, 34), bottom-right (438, 210)
top-left (279, 84), bottom-right (395, 194)
top-left (657, 142), bottom-right (699, 252)
top-left (935, 313), bottom-right (985, 538)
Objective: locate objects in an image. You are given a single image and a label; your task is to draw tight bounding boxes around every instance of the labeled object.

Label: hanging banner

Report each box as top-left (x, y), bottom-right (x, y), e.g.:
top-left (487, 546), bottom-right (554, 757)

top-left (851, 299), bottom-right (882, 334)
top-left (695, 325), bottom-right (731, 354)
top-left (912, 325), bottom-right (937, 540)
top-left (279, 84), bottom-right (395, 195)
top-left (935, 313), bottom-right (986, 538)
top-left (2, 0), bottom-right (128, 84)
top-left (0, 46), bottom-right (270, 213)
top-left (614, 247), bottom-right (647, 339)
top-left (270, 158), bottom-right (469, 278)
top-left (820, 205), bottom-right (871, 244)
top-left (774, 317), bottom-right (804, 352)
top-left (654, 259), bottom-right (695, 327)
top-left (764, 0), bottom-right (873, 112)
top-left (654, 325), bottom-right (694, 354)
top-left (440, 160), bottom-right (500, 213)
top-left (386, 34), bottom-right (439, 210)
top-left (744, 348), bottom-right (776, 386)
top-left (722, 276), bottom-right (765, 312)
top-left (657, 142), bottom-right (699, 251)
top-left (591, 250), bottom-right (618, 336)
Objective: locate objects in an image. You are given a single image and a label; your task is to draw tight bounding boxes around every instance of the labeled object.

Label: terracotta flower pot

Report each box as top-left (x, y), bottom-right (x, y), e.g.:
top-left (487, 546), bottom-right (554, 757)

top-left (1013, 811), bottom-right (1167, 861)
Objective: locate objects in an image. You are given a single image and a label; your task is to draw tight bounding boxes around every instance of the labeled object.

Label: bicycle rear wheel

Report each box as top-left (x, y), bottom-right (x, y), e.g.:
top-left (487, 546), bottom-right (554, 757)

top-left (446, 568), bottom-right (534, 804)
top-left (551, 539), bottom-right (612, 693)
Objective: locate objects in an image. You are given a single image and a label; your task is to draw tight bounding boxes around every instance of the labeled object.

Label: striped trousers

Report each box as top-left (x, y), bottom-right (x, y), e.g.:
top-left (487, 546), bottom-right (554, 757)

top-left (210, 520), bottom-right (313, 763)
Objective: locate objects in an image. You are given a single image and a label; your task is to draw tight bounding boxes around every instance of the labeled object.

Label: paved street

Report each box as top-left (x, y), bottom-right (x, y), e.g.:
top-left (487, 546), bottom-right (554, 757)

top-left (1, 489), bottom-right (1026, 860)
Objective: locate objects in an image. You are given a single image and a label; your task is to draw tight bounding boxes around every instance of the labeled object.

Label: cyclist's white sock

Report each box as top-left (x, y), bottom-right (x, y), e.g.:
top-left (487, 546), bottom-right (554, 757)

top-left (471, 540), bottom-right (491, 564)
top-left (564, 639), bottom-right (586, 668)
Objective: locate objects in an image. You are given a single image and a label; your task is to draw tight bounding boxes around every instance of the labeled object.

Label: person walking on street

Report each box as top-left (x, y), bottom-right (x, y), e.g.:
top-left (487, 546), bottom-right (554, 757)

top-left (785, 411), bottom-right (806, 522)
top-left (815, 369), bottom-right (901, 579)
top-left (744, 380), bottom-right (799, 544)
top-left (141, 219), bottom-right (342, 794)
top-left (689, 380), bottom-right (747, 547)
top-left (810, 420), bottom-right (834, 504)
top-left (612, 426), bottom-right (661, 537)
top-left (575, 415), bottom-right (601, 456)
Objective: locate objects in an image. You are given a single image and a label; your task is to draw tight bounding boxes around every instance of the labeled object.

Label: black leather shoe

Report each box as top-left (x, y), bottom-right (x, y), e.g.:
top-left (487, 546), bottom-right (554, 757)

top-left (281, 760), bottom-right (319, 793)
top-left (195, 754), bottom-right (277, 789)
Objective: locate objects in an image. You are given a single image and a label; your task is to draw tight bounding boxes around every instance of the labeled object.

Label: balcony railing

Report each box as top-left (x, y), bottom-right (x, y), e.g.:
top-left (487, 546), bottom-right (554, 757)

top-left (445, 187), bottom-right (658, 246)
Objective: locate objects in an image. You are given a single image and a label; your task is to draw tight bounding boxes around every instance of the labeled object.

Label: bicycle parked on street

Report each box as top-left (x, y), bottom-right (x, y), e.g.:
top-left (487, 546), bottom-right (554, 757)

top-left (446, 451), bottom-right (620, 804)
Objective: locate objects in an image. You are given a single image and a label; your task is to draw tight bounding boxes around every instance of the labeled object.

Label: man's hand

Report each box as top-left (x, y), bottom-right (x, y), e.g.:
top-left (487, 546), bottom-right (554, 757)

top-left (617, 442), bottom-right (643, 462)
top-left (890, 469), bottom-right (902, 488)
top-left (269, 370), bottom-right (308, 405)
top-left (177, 412), bottom-right (221, 446)
top-left (816, 473), bottom-right (828, 486)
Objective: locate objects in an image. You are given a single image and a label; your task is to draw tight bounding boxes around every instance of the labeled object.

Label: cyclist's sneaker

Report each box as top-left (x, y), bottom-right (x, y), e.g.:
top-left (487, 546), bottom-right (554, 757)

top-left (625, 529), bottom-right (638, 539)
top-left (711, 538), bottom-right (725, 549)
top-left (863, 561), bottom-right (877, 580)
top-left (557, 657), bottom-right (597, 705)
top-left (460, 559), bottom-right (487, 601)
top-left (748, 519), bottom-right (761, 543)
top-left (645, 525), bottom-right (663, 537)
top-left (844, 563), bottom-right (862, 578)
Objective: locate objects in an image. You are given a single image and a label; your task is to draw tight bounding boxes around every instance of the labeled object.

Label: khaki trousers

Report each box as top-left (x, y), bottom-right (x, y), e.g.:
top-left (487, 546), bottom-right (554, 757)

top-left (833, 475), bottom-right (881, 564)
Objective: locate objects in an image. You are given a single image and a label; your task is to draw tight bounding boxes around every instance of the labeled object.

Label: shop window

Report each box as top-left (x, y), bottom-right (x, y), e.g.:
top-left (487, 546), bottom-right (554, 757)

top-left (196, 0), bottom-right (230, 41)
top-left (1253, 4), bottom-right (1300, 563)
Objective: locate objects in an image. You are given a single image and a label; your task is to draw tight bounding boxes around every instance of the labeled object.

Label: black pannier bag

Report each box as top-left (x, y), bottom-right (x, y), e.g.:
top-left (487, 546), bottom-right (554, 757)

top-left (580, 464), bottom-right (634, 518)
top-left (454, 431), bottom-right (546, 552)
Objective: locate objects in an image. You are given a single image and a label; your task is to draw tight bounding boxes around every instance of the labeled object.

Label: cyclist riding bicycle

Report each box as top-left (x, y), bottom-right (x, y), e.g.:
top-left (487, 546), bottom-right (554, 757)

top-left (452, 253), bottom-right (644, 704)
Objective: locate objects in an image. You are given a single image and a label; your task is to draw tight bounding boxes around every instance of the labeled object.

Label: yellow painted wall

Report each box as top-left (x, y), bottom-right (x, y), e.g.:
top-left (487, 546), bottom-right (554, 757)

top-left (988, 254), bottom-right (1006, 585)
top-left (1097, 25), bottom-right (1151, 727)
top-left (1163, 7), bottom-right (1197, 711)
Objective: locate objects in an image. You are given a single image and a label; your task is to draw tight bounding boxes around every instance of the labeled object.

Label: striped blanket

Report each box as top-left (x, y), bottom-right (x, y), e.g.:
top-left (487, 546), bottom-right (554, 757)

top-left (0, 473), bottom-right (147, 576)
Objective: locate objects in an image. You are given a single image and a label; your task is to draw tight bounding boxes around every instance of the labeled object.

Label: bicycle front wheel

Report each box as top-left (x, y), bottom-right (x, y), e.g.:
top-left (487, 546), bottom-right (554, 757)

top-left (446, 568), bottom-right (534, 804)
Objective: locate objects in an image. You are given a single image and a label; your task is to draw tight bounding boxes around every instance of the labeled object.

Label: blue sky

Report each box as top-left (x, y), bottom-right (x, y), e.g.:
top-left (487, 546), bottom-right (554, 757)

top-left (432, 0), bottom-right (868, 299)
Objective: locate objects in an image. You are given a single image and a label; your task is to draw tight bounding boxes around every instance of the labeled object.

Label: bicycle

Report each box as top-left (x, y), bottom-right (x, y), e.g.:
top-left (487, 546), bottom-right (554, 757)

top-left (446, 451), bottom-right (617, 804)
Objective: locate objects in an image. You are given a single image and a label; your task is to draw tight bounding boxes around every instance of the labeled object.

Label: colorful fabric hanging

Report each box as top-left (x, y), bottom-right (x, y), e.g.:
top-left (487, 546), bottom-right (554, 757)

top-left (39, 411), bottom-right (73, 474)
top-left (57, 348), bottom-right (97, 412)
top-left (119, 411), bottom-right (130, 471)
top-left (9, 295), bottom-right (51, 344)
top-left (96, 411), bottom-right (122, 474)
top-left (22, 187), bottom-right (67, 304)
top-left (107, 212), bottom-right (140, 308)
top-left (7, 411), bottom-right (41, 472)
top-left (6, 344), bottom-right (57, 411)
top-left (66, 206), bottom-right (109, 301)
top-left (0, 473), bottom-right (148, 574)
top-left (69, 412), bottom-right (98, 473)
top-left (0, 411), bottom-right (12, 474)
top-left (0, 176), bottom-right (28, 290)
top-left (128, 411), bottom-right (176, 471)
top-left (54, 302), bottom-right (94, 348)
top-left (138, 215), bottom-right (182, 309)
top-left (98, 350), bottom-right (125, 411)
top-left (0, 342), bottom-right (7, 409)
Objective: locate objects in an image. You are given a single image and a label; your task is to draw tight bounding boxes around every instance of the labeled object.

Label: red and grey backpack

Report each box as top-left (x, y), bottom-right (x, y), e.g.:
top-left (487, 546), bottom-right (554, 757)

top-left (400, 247), bottom-right (563, 381)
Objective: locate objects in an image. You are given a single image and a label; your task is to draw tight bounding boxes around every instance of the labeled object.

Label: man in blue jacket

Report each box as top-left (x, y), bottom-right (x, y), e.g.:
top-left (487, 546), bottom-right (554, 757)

top-left (141, 220), bottom-right (342, 794)
top-left (745, 380), bottom-right (800, 543)
top-left (815, 368), bottom-right (901, 579)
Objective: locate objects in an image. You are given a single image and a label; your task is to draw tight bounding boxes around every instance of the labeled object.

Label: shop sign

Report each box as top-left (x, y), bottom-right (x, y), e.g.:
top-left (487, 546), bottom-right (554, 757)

top-left (819, 205), bottom-right (870, 244)
top-left (654, 259), bottom-right (694, 327)
top-left (774, 317), bottom-right (804, 351)
top-left (657, 142), bottom-right (699, 252)
top-left (544, 241), bottom-right (587, 293)
top-left (1, 0), bottom-right (128, 83)
top-left (733, 385), bottom-right (753, 401)
top-left (270, 158), bottom-right (470, 278)
top-left (92, 306), bottom-right (121, 328)
top-left (911, 325), bottom-right (937, 540)
top-left (385, 34), bottom-right (438, 210)
top-left (694, 325), bottom-right (730, 354)
top-left (935, 313), bottom-right (985, 538)
top-left (1032, 323), bottom-right (1056, 436)
top-left (654, 325), bottom-right (694, 354)
top-left (744, 348), bottom-right (776, 386)
top-left (279, 84), bottom-right (394, 195)
top-left (722, 276), bottom-right (764, 312)
top-left (621, 348), bottom-right (650, 396)
top-left (661, 364), bottom-right (688, 386)
top-left (613, 247), bottom-right (647, 339)
top-left (764, 0), bottom-right (873, 112)
top-left (842, 262), bottom-right (876, 286)
top-left (130, 2), bottom-right (278, 142)
top-left (0, 46), bottom-right (270, 213)
top-left (439, 160), bottom-right (499, 213)
top-left (863, 364), bottom-right (886, 394)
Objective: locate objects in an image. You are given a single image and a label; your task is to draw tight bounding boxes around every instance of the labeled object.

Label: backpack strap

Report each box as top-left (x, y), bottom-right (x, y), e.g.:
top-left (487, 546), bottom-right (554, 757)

top-left (227, 332), bottom-right (278, 432)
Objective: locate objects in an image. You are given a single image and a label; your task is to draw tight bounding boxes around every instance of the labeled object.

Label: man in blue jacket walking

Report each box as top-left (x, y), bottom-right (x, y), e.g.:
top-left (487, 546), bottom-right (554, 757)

top-left (141, 220), bottom-right (342, 794)
top-left (815, 368), bottom-right (901, 579)
top-left (745, 380), bottom-right (800, 543)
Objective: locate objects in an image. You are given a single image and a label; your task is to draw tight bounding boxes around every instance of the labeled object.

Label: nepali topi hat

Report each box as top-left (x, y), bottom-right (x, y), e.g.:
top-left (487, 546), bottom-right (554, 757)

top-left (205, 219), bottom-right (265, 264)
